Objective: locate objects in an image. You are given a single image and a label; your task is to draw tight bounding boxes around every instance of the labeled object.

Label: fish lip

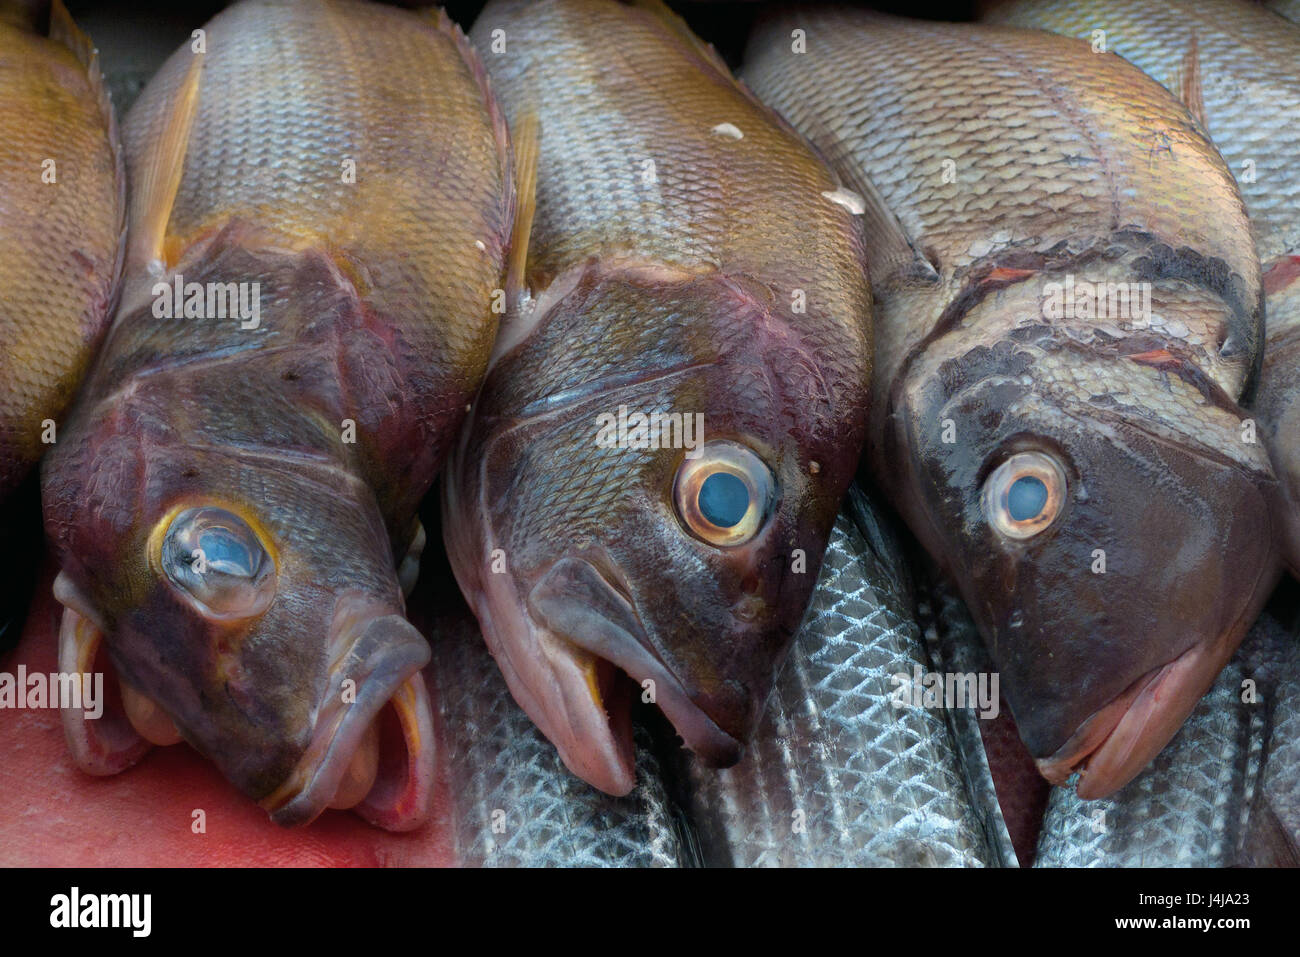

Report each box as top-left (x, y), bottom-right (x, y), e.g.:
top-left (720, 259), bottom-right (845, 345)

top-left (1035, 547), bottom-right (1277, 799)
top-left (261, 616), bottom-right (433, 830)
top-left (527, 557), bottom-right (743, 778)
top-left (1034, 631), bottom-right (1245, 800)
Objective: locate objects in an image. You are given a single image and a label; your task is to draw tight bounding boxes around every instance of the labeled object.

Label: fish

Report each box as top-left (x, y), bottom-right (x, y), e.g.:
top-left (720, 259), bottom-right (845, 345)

top-left (1268, 0), bottom-right (1300, 27)
top-left (743, 8), bottom-right (1281, 800)
top-left (446, 0), bottom-right (873, 796)
top-left (40, 0), bottom-right (515, 829)
top-left (0, 0), bottom-right (124, 642)
top-left (671, 483), bottom-right (1002, 867)
top-left (981, 0), bottom-right (1300, 576)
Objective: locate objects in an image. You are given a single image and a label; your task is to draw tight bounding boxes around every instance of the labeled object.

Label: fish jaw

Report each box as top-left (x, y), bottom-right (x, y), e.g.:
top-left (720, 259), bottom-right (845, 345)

top-left (260, 609), bottom-right (434, 831)
top-left (462, 550), bottom-right (742, 797)
top-left (1036, 618), bottom-right (1251, 798)
top-left (527, 557), bottom-right (744, 766)
top-left (57, 572), bottom-right (435, 830)
top-left (57, 603), bottom-right (152, 776)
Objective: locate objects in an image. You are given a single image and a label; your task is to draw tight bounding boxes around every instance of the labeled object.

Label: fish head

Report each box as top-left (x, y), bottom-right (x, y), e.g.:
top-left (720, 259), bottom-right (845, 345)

top-left (883, 274), bottom-right (1279, 798)
top-left (445, 267), bottom-right (869, 794)
top-left (42, 349), bottom-right (434, 830)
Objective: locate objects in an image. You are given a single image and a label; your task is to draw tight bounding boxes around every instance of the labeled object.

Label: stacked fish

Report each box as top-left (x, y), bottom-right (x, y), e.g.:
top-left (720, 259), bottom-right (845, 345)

top-left (0, 0), bottom-right (1297, 867)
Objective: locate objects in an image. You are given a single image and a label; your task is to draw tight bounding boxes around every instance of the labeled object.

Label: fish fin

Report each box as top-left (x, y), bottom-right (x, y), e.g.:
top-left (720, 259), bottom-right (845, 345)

top-left (800, 113), bottom-right (940, 289)
top-left (506, 111), bottom-right (539, 306)
top-left (128, 48), bottom-right (205, 272)
top-left (48, 0), bottom-right (127, 312)
top-left (1170, 35), bottom-right (1208, 130)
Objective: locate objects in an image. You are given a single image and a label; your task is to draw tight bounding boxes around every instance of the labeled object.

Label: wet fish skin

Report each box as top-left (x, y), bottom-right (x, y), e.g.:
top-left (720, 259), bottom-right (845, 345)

top-left (447, 0), bottom-right (871, 796)
top-left (40, 0), bottom-right (513, 829)
top-left (0, 0), bottom-right (123, 502)
top-left (744, 9), bottom-right (1279, 799)
top-left (675, 484), bottom-right (999, 867)
top-left (983, 0), bottom-right (1300, 576)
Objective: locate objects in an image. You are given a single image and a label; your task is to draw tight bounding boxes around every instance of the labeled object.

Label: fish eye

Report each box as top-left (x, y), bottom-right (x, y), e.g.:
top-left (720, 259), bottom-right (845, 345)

top-left (674, 441), bottom-right (775, 546)
top-left (982, 451), bottom-right (1068, 540)
top-left (160, 507), bottom-right (276, 619)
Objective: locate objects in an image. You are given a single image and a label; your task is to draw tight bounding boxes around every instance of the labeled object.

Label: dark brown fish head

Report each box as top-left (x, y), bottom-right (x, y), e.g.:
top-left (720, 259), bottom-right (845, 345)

top-left (882, 268), bottom-right (1279, 799)
top-left (42, 308), bottom-right (434, 831)
top-left (445, 266), bottom-right (869, 794)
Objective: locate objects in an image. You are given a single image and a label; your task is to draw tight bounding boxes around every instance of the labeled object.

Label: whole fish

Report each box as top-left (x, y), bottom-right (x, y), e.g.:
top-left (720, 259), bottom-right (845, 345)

top-left (41, 0), bottom-right (514, 829)
top-left (447, 0), bottom-right (872, 795)
top-left (673, 484), bottom-right (1000, 867)
top-left (744, 9), bottom-right (1280, 799)
top-left (982, 0), bottom-right (1300, 575)
top-left (0, 0), bottom-right (123, 642)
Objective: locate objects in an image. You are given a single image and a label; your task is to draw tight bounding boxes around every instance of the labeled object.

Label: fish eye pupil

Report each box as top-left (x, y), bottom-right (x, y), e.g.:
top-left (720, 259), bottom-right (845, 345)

top-left (698, 472), bottom-right (750, 528)
top-left (1007, 475), bottom-right (1048, 522)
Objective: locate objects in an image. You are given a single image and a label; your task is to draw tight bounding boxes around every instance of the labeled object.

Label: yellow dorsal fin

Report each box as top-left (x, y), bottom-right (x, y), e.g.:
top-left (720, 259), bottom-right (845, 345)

top-left (129, 49), bottom-right (205, 271)
top-left (506, 110), bottom-right (539, 306)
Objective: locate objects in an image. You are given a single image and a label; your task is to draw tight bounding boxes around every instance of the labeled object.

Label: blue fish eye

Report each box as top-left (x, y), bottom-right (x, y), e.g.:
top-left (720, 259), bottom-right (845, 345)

top-left (698, 472), bottom-right (751, 528)
top-left (1007, 475), bottom-right (1048, 522)
top-left (198, 528), bottom-right (258, 577)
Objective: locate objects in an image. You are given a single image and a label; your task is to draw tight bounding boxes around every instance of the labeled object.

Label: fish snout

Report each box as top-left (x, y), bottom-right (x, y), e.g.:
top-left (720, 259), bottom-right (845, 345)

top-left (521, 556), bottom-right (742, 793)
top-left (261, 608), bottom-right (434, 830)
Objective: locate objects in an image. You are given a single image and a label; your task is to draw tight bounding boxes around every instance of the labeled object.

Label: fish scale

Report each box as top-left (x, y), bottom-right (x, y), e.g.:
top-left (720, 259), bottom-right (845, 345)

top-left (916, 583), bottom-right (1020, 867)
top-left (743, 7), bottom-right (1281, 798)
top-left (0, 0), bottom-right (122, 501)
top-left (981, 0), bottom-right (1300, 576)
top-left (677, 486), bottom-right (995, 867)
top-left (432, 614), bottom-right (683, 867)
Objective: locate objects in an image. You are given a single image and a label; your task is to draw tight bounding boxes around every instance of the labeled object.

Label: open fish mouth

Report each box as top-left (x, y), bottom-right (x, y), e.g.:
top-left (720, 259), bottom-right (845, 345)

top-left (481, 555), bottom-right (741, 796)
top-left (1035, 635), bottom-right (1240, 799)
top-left (259, 634), bottom-right (435, 831)
top-left (57, 600), bottom-right (435, 831)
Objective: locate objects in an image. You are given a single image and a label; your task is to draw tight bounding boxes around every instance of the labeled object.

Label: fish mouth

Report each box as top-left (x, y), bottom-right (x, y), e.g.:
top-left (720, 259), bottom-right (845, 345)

top-left (57, 600), bottom-right (435, 831)
top-left (1034, 635), bottom-right (1239, 799)
top-left (260, 613), bottom-right (434, 830)
top-left (497, 556), bottom-right (741, 796)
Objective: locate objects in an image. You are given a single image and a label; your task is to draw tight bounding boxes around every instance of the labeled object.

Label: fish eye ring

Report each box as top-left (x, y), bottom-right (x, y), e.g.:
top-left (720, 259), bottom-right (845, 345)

top-left (159, 506), bottom-right (277, 619)
top-left (981, 451), bottom-right (1068, 540)
top-left (673, 441), bottom-right (775, 547)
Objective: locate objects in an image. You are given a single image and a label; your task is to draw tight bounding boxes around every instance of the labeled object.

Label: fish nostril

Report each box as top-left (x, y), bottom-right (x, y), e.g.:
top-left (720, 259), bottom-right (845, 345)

top-left (732, 594), bottom-right (765, 623)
